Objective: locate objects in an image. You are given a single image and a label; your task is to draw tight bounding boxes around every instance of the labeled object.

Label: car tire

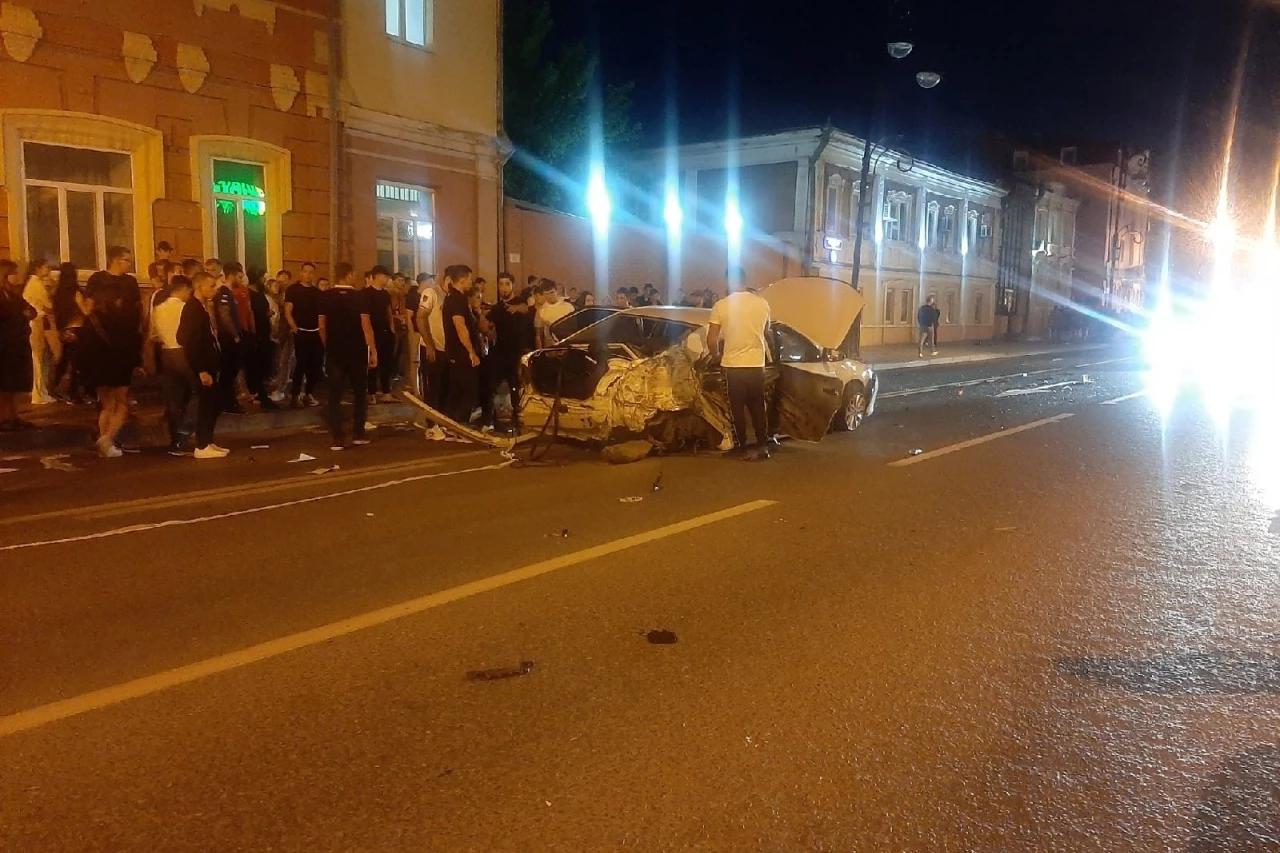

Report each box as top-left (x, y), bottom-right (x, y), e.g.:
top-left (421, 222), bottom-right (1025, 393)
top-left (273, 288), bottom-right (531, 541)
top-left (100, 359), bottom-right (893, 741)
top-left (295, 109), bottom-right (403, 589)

top-left (834, 383), bottom-right (868, 432)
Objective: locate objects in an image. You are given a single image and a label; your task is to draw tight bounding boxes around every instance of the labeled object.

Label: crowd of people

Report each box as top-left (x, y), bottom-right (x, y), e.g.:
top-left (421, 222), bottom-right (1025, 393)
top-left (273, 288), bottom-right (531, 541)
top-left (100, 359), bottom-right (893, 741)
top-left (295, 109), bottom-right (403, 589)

top-left (0, 239), bottom-right (698, 458)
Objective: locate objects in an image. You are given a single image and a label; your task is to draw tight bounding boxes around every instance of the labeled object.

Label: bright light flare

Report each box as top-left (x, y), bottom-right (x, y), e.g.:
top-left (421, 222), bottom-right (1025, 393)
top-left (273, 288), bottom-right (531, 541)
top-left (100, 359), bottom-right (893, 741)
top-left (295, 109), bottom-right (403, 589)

top-left (724, 200), bottom-right (743, 240)
top-left (586, 167), bottom-right (611, 237)
top-left (663, 189), bottom-right (683, 233)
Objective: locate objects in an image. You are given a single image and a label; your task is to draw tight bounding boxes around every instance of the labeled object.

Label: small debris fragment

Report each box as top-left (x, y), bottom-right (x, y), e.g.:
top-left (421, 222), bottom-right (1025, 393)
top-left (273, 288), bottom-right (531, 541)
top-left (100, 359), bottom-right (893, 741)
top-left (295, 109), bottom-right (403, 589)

top-left (465, 661), bottom-right (534, 682)
top-left (908, 448), bottom-right (923, 456)
top-left (366, 512), bottom-right (375, 517)
top-left (40, 455), bottom-right (77, 472)
top-left (288, 453), bottom-right (317, 463)
top-left (251, 444), bottom-right (269, 449)
top-left (957, 389), bottom-right (964, 396)
top-left (651, 471), bottom-right (664, 492)
top-left (310, 465), bottom-right (340, 475)
top-left (0, 467), bottom-right (17, 474)
top-left (620, 496), bottom-right (645, 503)
top-left (995, 526), bottom-right (1018, 532)
top-left (545, 528), bottom-right (571, 538)
top-left (602, 440), bottom-right (653, 465)
top-left (1082, 374), bottom-right (1094, 383)
top-left (646, 630), bottom-right (678, 645)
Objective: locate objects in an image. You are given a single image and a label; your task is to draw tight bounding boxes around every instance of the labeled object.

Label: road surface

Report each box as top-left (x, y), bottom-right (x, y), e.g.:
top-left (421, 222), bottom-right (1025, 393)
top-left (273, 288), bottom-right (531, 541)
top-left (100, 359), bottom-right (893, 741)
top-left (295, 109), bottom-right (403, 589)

top-left (2, 344), bottom-right (1278, 852)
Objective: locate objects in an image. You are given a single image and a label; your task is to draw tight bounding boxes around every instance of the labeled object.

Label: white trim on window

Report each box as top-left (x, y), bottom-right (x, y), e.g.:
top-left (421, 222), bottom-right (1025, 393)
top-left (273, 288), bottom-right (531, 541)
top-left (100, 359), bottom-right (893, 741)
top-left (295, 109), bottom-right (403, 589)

top-left (190, 136), bottom-right (292, 278)
top-left (0, 110), bottom-right (162, 268)
top-left (385, 0), bottom-right (433, 49)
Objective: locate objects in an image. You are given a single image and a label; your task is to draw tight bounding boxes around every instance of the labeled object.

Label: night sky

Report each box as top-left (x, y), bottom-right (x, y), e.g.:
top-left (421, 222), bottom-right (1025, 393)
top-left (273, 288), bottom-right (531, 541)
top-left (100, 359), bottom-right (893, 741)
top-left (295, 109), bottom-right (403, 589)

top-left (546, 0), bottom-right (1280, 223)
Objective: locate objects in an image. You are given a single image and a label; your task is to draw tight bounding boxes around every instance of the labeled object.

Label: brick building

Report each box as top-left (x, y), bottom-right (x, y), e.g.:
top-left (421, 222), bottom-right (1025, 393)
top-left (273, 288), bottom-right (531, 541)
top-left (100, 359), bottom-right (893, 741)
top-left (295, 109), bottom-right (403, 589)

top-left (0, 0), bottom-right (502, 282)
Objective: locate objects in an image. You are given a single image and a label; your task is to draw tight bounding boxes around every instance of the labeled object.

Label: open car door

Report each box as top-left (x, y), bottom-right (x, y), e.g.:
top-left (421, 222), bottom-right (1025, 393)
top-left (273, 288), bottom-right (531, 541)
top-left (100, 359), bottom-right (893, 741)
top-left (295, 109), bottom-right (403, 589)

top-left (773, 364), bottom-right (845, 441)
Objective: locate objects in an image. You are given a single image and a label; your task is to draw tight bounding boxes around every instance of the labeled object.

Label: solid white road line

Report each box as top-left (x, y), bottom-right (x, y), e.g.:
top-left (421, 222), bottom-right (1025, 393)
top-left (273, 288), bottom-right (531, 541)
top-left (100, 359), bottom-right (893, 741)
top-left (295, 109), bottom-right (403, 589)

top-left (888, 413), bottom-right (1076, 468)
top-left (0, 460), bottom-right (512, 552)
top-left (0, 499), bottom-right (778, 738)
top-left (1101, 391), bottom-right (1146, 405)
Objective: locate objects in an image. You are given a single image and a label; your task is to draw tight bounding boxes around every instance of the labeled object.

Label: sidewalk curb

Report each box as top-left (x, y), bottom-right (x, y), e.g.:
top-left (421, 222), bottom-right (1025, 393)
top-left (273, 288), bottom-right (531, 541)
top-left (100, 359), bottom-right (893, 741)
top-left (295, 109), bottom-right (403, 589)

top-left (0, 404), bottom-right (420, 454)
top-left (870, 343), bottom-right (1111, 372)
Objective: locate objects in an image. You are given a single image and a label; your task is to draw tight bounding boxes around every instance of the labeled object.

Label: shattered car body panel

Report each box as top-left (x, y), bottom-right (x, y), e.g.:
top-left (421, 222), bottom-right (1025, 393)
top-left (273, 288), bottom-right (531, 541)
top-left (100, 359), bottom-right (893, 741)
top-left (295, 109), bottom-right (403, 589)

top-left (520, 278), bottom-right (876, 448)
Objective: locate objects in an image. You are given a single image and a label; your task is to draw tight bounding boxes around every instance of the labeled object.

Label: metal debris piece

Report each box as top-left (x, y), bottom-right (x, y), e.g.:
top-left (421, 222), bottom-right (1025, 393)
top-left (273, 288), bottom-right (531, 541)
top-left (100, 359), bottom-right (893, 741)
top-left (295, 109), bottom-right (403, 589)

top-left (401, 391), bottom-right (531, 450)
top-left (646, 630), bottom-right (678, 645)
top-left (39, 455), bottom-right (77, 472)
top-left (602, 440), bottom-right (653, 465)
top-left (310, 465), bottom-right (340, 475)
top-left (288, 453), bottom-right (317, 463)
top-left (620, 496), bottom-right (644, 503)
top-left (995, 526), bottom-right (1018, 532)
top-left (251, 444), bottom-right (269, 449)
top-left (0, 467), bottom-right (17, 474)
top-left (366, 512), bottom-right (375, 517)
top-left (908, 448), bottom-right (923, 456)
top-left (466, 661), bottom-right (534, 682)
top-left (651, 471), bottom-right (664, 492)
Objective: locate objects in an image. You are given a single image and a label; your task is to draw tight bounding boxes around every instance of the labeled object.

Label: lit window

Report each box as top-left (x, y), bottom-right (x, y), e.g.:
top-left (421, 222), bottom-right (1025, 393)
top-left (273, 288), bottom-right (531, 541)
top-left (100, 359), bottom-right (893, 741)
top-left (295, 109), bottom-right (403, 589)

top-left (385, 0), bottom-right (431, 47)
top-left (945, 290), bottom-right (956, 324)
top-left (212, 160), bottom-right (268, 275)
top-left (882, 192), bottom-right (911, 243)
top-left (899, 289), bottom-right (913, 324)
top-left (883, 288), bottom-right (895, 324)
top-left (23, 142), bottom-right (133, 270)
top-left (375, 181), bottom-right (435, 278)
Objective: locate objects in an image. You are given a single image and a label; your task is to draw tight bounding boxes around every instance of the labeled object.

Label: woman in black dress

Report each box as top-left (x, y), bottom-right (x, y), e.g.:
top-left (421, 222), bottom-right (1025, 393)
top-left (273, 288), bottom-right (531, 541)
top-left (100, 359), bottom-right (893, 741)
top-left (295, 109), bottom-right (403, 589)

top-left (0, 259), bottom-right (35, 429)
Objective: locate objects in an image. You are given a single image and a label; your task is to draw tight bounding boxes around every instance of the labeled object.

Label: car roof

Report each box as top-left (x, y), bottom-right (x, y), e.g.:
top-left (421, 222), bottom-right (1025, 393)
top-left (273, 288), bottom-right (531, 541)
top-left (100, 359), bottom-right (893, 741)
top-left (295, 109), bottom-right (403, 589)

top-left (618, 305), bottom-right (712, 325)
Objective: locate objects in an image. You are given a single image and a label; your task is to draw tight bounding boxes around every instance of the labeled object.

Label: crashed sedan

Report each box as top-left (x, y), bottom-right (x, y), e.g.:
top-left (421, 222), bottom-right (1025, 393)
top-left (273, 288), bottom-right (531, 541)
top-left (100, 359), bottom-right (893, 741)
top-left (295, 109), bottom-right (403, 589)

top-left (519, 277), bottom-right (878, 449)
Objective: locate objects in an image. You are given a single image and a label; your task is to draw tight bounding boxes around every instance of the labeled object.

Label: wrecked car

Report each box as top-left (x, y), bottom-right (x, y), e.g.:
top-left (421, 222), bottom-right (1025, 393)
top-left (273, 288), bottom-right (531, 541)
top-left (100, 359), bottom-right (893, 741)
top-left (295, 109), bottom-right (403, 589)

top-left (519, 277), bottom-right (878, 449)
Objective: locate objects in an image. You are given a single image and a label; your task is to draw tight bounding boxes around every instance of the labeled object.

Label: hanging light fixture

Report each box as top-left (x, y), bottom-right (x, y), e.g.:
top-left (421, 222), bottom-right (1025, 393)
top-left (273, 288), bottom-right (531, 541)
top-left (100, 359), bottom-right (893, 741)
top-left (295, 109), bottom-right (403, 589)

top-left (887, 41), bottom-right (913, 59)
top-left (915, 71), bottom-right (942, 89)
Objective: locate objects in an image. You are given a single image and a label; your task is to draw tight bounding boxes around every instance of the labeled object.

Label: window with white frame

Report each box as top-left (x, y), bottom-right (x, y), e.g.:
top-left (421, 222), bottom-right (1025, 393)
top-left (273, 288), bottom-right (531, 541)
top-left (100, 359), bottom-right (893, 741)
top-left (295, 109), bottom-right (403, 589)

top-left (925, 201), bottom-right (940, 249)
top-left (965, 210), bottom-right (979, 256)
top-left (884, 288), bottom-right (896, 323)
top-left (974, 291), bottom-right (986, 324)
top-left (882, 191), bottom-right (911, 243)
top-left (945, 289), bottom-right (956, 324)
top-left (939, 205), bottom-right (958, 253)
top-left (23, 142), bottom-right (134, 270)
top-left (824, 176), bottom-right (843, 237)
top-left (385, 0), bottom-right (431, 47)
top-left (979, 212), bottom-right (993, 258)
top-left (899, 288), bottom-right (913, 324)
top-left (212, 159), bottom-right (268, 275)
top-left (375, 181), bottom-right (435, 279)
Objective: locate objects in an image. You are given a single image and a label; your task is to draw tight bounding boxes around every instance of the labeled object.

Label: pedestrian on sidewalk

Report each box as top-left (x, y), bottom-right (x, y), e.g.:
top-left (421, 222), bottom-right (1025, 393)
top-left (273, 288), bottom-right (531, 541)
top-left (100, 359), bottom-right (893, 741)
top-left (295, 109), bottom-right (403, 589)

top-left (179, 272), bottom-right (228, 459)
top-left (22, 258), bottom-right (55, 405)
top-left (285, 262), bottom-right (323, 407)
top-left (213, 262), bottom-right (247, 415)
top-left (319, 263), bottom-right (376, 450)
top-left (51, 262), bottom-right (88, 404)
top-left (83, 246), bottom-right (144, 458)
top-left (364, 265), bottom-right (397, 403)
top-left (487, 271), bottom-right (527, 431)
top-left (147, 241), bottom-right (173, 283)
top-left (443, 264), bottom-right (481, 425)
top-left (270, 269), bottom-right (293, 401)
top-left (415, 270), bottom-right (450, 429)
top-left (917, 295), bottom-right (940, 358)
top-left (153, 275), bottom-right (195, 452)
top-left (246, 271), bottom-right (279, 412)
top-left (0, 259), bottom-right (35, 430)
top-left (707, 273), bottom-right (772, 461)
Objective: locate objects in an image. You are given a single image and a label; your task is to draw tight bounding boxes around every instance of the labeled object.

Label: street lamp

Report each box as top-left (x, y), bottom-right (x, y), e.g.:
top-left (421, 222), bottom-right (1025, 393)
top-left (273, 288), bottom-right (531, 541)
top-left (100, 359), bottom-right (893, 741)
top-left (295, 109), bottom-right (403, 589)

top-left (847, 45), bottom-right (940, 301)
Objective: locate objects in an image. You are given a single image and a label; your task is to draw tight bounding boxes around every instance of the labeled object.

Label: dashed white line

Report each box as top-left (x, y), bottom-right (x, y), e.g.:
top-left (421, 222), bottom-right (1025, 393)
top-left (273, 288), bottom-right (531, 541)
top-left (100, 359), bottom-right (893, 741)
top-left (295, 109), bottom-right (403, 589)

top-left (888, 413), bottom-right (1076, 467)
top-left (1101, 391), bottom-right (1146, 405)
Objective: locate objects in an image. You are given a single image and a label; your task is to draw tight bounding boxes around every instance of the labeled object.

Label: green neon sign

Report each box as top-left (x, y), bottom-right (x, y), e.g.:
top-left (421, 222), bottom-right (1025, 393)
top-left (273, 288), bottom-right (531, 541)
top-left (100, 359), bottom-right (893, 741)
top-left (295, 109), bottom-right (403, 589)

top-left (213, 180), bottom-right (265, 198)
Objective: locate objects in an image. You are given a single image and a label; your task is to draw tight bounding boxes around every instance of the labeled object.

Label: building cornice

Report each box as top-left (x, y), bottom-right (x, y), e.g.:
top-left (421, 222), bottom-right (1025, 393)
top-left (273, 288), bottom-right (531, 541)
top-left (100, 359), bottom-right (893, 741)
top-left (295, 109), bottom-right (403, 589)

top-left (343, 105), bottom-right (506, 165)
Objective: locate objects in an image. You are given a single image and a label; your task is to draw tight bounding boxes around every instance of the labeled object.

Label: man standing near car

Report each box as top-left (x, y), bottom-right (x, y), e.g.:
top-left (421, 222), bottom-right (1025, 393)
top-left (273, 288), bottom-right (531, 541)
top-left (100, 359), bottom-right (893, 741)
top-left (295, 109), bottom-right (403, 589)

top-left (706, 277), bottom-right (772, 460)
top-left (442, 264), bottom-right (481, 425)
top-left (318, 262), bottom-right (376, 450)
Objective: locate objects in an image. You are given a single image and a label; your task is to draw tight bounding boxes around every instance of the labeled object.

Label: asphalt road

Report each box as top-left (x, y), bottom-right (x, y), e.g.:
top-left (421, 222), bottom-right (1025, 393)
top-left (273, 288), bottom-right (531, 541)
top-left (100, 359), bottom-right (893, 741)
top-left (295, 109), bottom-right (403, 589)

top-left (3, 343), bottom-right (1279, 852)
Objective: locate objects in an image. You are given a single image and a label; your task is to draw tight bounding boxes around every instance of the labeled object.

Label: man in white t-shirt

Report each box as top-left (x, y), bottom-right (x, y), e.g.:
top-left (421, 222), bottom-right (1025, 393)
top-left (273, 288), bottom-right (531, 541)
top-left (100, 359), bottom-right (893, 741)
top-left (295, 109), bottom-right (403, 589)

top-left (415, 273), bottom-right (451, 422)
top-left (534, 279), bottom-right (574, 348)
top-left (707, 277), bottom-right (772, 459)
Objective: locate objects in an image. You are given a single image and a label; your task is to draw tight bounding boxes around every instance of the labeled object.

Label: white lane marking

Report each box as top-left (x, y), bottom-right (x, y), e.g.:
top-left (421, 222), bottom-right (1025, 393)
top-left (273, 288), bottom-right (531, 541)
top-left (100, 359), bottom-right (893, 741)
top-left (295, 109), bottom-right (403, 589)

top-left (888, 413), bottom-right (1075, 468)
top-left (0, 499), bottom-right (778, 737)
top-left (996, 380), bottom-right (1080, 398)
top-left (0, 460), bottom-right (511, 552)
top-left (1101, 391), bottom-right (1146, 405)
top-left (1074, 357), bottom-right (1132, 368)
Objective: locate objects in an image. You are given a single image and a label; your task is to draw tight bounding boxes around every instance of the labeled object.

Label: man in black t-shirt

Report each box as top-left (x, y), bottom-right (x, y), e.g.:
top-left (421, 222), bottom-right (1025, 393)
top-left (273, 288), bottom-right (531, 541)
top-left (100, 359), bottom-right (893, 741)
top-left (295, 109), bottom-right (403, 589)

top-left (486, 271), bottom-right (528, 429)
top-left (442, 263), bottom-right (480, 424)
top-left (318, 262), bottom-right (375, 449)
top-left (364, 265), bottom-right (396, 402)
top-left (284, 261), bottom-right (322, 406)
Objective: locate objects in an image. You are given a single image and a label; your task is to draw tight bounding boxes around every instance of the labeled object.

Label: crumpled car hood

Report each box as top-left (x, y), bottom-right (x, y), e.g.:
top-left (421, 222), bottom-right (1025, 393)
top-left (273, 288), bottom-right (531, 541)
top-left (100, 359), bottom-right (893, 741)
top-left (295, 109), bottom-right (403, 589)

top-left (758, 276), bottom-right (865, 352)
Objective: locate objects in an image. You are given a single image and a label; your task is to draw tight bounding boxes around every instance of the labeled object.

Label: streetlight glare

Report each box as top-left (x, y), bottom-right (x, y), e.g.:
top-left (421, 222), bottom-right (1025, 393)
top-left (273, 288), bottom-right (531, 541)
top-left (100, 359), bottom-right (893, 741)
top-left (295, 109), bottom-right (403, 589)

top-left (663, 190), bottom-right (683, 232)
top-left (586, 168), bottom-right (611, 234)
top-left (725, 199), bottom-right (744, 238)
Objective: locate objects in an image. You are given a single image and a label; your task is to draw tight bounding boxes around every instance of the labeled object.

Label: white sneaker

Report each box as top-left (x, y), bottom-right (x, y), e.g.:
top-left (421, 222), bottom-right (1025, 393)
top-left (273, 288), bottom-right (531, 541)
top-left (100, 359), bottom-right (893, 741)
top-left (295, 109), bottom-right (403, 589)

top-left (98, 441), bottom-right (124, 459)
top-left (352, 438), bottom-right (371, 446)
top-left (269, 390), bottom-right (286, 402)
top-left (364, 421), bottom-right (377, 431)
top-left (931, 350), bottom-right (938, 356)
top-left (32, 394), bottom-right (55, 405)
top-left (194, 445), bottom-right (230, 459)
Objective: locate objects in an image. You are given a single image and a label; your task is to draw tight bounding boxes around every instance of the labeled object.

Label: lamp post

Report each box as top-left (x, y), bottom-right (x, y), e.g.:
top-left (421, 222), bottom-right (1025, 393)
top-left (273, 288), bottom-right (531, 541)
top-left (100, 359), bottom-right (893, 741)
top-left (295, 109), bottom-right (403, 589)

top-left (847, 41), bottom-right (940, 299)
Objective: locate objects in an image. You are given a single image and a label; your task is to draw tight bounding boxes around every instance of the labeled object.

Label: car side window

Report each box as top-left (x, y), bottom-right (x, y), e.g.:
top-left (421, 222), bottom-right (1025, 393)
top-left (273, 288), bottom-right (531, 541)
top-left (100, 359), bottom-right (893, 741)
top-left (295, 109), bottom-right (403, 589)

top-left (772, 323), bottom-right (820, 363)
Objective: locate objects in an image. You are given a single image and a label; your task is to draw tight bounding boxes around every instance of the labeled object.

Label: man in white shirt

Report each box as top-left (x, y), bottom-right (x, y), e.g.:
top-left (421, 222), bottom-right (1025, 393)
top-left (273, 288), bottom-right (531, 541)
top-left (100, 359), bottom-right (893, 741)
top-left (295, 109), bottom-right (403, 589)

top-left (415, 273), bottom-right (452, 437)
top-left (706, 278), bottom-right (772, 460)
top-left (151, 275), bottom-right (195, 452)
top-left (534, 279), bottom-right (574, 348)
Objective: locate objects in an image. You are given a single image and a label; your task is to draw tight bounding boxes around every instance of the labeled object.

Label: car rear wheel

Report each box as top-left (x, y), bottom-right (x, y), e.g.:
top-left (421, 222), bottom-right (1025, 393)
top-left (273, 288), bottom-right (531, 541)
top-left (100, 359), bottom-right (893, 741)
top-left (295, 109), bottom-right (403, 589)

top-left (835, 383), bottom-right (868, 432)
